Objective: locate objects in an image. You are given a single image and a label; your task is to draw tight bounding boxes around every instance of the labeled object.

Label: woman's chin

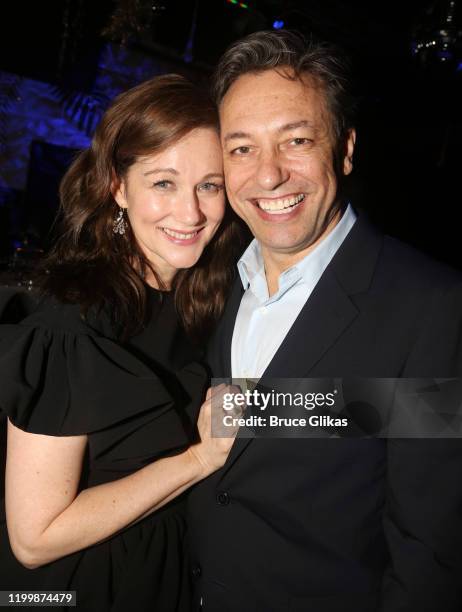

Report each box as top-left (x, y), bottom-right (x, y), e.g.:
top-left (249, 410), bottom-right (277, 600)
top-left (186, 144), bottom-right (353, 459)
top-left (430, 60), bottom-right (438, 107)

top-left (156, 254), bottom-right (203, 277)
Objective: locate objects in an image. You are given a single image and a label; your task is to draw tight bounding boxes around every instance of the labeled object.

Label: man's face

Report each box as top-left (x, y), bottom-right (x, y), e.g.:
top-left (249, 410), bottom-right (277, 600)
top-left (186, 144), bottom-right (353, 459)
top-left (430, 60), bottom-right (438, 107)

top-left (220, 69), bottom-right (355, 264)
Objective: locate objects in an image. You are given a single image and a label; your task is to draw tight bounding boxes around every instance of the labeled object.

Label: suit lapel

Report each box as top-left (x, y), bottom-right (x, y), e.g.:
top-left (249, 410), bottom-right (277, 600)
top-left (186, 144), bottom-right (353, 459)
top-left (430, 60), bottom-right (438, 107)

top-left (221, 279), bottom-right (244, 378)
top-left (212, 279), bottom-right (252, 481)
top-left (219, 270), bottom-right (359, 479)
top-left (217, 214), bottom-right (384, 479)
top-left (208, 278), bottom-right (244, 379)
top-left (262, 269), bottom-right (358, 378)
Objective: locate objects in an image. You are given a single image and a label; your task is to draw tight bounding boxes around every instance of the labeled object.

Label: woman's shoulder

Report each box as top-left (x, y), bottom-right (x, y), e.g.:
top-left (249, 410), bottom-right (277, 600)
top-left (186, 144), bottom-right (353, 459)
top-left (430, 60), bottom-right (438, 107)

top-left (0, 286), bottom-right (42, 324)
top-left (0, 290), bottom-right (175, 436)
top-left (0, 288), bottom-right (113, 339)
top-left (22, 295), bottom-right (89, 332)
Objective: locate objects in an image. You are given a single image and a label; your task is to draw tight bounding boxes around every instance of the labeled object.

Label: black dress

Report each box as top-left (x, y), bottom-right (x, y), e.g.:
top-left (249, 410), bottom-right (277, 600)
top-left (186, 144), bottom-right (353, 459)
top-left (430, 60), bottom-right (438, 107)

top-left (0, 287), bottom-right (207, 611)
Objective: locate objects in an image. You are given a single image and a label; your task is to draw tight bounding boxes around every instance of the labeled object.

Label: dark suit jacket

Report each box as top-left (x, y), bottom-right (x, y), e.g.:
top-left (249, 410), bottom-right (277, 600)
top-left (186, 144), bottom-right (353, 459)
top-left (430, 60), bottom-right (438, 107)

top-left (188, 215), bottom-right (462, 612)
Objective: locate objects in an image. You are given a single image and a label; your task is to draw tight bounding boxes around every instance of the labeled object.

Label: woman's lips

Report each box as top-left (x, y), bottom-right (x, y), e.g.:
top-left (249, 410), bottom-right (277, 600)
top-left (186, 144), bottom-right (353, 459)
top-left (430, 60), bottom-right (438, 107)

top-left (159, 227), bottom-right (204, 245)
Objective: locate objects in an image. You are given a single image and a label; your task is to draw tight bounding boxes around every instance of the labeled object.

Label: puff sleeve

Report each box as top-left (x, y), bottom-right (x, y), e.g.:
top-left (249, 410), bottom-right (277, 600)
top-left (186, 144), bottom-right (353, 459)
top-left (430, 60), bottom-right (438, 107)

top-left (0, 299), bottom-right (204, 442)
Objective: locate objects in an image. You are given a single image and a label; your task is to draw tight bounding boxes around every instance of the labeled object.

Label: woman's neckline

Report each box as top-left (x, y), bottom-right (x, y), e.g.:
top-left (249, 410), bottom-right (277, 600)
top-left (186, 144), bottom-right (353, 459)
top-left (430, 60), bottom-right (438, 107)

top-left (143, 281), bottom-right (172, 295)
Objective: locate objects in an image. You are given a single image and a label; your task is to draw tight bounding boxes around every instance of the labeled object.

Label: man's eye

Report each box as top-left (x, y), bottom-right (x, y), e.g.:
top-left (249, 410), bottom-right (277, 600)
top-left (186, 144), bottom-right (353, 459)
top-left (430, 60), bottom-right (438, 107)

top-left (231, 146), bottom-right (251, 155)
top-left (198, 182), bottom-right (223, 193)
top-left (291, 138), bottom-right (312, 146)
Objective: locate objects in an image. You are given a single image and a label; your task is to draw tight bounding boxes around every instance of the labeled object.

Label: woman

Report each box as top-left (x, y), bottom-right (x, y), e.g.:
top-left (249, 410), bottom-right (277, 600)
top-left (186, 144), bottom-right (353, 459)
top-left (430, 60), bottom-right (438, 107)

top-left (0, 74), bottom-right (243, 610)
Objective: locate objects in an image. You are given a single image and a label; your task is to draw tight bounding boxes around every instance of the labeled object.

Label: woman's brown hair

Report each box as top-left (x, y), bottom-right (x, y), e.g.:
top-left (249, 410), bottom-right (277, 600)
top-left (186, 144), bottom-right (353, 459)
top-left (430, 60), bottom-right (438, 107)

top-left (39, 74), bottom-right (246, 341)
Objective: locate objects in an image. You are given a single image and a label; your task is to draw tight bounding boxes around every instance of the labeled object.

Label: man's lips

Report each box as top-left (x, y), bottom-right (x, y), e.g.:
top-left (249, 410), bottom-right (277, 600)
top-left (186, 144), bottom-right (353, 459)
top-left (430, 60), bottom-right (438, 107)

top-left (249, 193), bottom-right (306, 218)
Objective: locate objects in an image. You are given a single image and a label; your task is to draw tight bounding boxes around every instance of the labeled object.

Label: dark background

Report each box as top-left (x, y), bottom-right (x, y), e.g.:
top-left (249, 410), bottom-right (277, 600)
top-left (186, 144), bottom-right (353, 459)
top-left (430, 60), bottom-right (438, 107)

top-left (0, 0), bottom-right (461, 268)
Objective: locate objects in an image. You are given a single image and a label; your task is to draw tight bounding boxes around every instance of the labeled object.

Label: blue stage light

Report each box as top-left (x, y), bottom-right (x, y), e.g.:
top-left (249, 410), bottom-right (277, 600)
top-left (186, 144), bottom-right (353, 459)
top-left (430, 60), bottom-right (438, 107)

top-left (273, 20), bottom-right (284, 29)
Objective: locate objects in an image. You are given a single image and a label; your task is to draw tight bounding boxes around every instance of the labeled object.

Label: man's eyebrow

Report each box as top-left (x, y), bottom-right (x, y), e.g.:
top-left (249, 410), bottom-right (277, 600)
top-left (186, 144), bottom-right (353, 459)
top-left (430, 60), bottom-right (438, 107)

top-left (278, 120), bottom-right (316, 133)
top-left (223, 131), bottom-right (251, 144)
top-left (143, 167), bottom-right (179, 176)
top-left (223, 121), bottom-right (316, 143)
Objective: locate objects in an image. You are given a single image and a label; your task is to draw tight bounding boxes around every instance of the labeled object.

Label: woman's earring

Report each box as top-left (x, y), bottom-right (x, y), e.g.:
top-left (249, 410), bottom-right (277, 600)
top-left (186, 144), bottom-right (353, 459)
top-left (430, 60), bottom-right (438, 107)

top-left (113, 207), bottom-right (127, 235)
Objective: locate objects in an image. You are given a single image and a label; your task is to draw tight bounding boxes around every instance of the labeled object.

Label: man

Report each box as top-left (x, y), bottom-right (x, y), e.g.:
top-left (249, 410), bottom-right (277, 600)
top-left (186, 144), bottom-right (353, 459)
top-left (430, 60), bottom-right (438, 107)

top-left (188, 30), bottom-right (462, 611)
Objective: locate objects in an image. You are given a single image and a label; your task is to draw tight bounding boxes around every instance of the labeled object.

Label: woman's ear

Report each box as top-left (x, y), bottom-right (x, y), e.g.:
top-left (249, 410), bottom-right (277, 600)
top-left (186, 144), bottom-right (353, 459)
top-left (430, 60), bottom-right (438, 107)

top-left (110, 171), bottom-right (128, 209)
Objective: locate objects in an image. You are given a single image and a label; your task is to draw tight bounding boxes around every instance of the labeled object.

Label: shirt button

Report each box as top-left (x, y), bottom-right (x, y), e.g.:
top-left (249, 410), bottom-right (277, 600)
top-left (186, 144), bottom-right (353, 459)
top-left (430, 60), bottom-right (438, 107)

top-left (216, 491), bottom-right (230, 506)
top-left (259, 306), bottom-right (266, 315)
top-left (191, 564), bottom-right (202, 578)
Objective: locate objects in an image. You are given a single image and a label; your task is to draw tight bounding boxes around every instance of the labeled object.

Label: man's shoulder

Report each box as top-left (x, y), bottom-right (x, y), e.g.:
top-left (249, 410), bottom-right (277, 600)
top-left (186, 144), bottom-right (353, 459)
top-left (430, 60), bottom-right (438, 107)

top-left (380, 232), bottom-right (462, 292)
top-left (332, 213), bottom-right (462, 302)
top-left (348, 213), bottom-right (462, 293)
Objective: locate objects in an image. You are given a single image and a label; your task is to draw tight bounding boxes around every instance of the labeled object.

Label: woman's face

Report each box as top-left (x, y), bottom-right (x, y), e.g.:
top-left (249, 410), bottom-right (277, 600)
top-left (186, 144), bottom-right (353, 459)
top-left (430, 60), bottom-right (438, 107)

top-left (113, 127), bottom-right (225, 286)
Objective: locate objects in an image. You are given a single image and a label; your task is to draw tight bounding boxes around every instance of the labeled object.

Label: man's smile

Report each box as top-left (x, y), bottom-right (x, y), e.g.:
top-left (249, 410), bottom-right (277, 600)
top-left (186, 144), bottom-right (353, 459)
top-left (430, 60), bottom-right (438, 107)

top-left (252, 193), bottom-right (306, 214)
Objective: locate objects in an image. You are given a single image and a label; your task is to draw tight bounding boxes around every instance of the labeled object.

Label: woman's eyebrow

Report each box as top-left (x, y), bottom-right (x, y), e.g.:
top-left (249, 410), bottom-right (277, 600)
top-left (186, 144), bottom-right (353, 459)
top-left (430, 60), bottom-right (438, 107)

top-left (201, 173), bottom-right (224, 180)
top-left (143, 167), bottom-right (179, 176)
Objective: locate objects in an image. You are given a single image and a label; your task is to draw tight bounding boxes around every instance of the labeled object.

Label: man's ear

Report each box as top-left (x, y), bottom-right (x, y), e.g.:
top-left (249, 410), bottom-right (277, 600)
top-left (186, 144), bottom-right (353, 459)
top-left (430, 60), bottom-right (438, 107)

top-left (110, 172), bottom-right (128, 209)
top-left (343, 128), bottom-right (356, 176)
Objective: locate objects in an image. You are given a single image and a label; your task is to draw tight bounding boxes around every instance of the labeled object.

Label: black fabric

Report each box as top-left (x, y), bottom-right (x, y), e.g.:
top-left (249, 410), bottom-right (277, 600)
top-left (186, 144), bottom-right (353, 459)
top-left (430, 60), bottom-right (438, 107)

top-left (0, 287), bottom-right (207, 611)
top-left (0, 287), bottom-right (39, 323)
top-left (188, 214), bottom-right (462, 612)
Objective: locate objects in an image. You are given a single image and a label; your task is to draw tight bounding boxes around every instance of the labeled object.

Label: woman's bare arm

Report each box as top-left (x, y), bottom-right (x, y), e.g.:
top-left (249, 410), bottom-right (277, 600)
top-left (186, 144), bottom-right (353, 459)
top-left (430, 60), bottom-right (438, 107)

top-left (5, 386), bottom-right (234, 569)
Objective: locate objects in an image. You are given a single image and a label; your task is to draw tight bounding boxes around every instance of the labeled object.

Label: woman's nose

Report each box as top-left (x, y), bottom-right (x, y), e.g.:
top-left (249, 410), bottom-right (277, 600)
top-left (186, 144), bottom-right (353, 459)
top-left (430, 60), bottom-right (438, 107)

top-left (174, 193), bottom-right (205, 226)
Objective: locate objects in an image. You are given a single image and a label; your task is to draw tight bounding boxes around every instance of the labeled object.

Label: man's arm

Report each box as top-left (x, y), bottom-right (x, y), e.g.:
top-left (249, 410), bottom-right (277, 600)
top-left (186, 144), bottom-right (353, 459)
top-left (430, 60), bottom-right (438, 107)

top-left (381, 281), bottom-right (462, 611)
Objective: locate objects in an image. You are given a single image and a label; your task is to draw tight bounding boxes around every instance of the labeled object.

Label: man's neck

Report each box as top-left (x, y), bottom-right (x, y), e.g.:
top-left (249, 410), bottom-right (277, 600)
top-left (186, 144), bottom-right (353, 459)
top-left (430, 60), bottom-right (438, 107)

top-left (262, 207), bottom-right (343, 297)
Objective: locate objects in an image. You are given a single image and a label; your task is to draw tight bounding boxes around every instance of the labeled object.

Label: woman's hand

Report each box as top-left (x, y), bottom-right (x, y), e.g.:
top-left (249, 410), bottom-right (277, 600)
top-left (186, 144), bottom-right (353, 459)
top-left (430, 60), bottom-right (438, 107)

top-left (5, 386), bottom-right (243, 569)
top-left (186, 384), bottom-right (242, 478)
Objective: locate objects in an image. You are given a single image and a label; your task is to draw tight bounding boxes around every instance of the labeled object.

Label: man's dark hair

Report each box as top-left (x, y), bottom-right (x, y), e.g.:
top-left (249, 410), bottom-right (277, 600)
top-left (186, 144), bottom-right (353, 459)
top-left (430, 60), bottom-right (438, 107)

top-left (212, 30), bottom-right (356, 151)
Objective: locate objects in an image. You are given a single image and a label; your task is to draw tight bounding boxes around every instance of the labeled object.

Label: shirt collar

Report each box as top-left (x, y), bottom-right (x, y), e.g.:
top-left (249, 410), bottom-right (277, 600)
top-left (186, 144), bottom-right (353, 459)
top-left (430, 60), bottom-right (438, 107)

top-left (237, 203), bottom-right (357, 302)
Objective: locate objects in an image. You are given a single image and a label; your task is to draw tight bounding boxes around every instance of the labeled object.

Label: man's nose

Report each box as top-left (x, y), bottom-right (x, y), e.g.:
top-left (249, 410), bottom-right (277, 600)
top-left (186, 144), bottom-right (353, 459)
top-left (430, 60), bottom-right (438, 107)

top-left (255, 150), bottom-right (289, 191)
top-left (174, 193), bottom-right (205, 226)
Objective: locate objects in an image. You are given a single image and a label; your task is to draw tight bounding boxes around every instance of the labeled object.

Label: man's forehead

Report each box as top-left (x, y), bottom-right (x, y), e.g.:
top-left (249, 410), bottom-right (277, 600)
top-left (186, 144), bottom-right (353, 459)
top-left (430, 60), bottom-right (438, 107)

top-left (222, 68), bottom-right (321, 100)
top-left (219, 70), bottom-right (329, 134)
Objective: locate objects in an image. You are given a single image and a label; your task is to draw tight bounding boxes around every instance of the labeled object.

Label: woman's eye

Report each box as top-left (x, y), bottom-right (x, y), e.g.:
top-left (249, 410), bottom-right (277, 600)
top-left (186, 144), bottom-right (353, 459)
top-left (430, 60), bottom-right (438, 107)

top-left (153, 180), bottom-right (173, 189)
top-left (198, 182), bottom-right (223, 193)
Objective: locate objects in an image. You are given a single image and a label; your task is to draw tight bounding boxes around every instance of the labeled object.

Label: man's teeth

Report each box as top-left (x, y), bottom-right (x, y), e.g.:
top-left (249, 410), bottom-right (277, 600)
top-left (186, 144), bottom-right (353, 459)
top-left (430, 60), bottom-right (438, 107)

top-left (257, 193), bottom-right (305, 213)
top-left (162, 228), bottom-right (199, 239)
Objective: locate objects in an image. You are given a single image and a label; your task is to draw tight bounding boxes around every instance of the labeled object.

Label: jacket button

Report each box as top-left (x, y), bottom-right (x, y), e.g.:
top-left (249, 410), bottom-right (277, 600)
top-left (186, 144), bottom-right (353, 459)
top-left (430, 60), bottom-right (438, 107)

top-left (216, 491), bottom-right (230, 506)
top-left (192, 564), bottom-right (201, 578)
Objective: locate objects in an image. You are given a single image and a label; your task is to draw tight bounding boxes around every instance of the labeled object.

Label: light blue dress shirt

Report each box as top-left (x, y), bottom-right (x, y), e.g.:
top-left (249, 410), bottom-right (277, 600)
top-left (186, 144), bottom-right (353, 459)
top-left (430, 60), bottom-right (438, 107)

top-left (231, 204), bottom-right (357, 378)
